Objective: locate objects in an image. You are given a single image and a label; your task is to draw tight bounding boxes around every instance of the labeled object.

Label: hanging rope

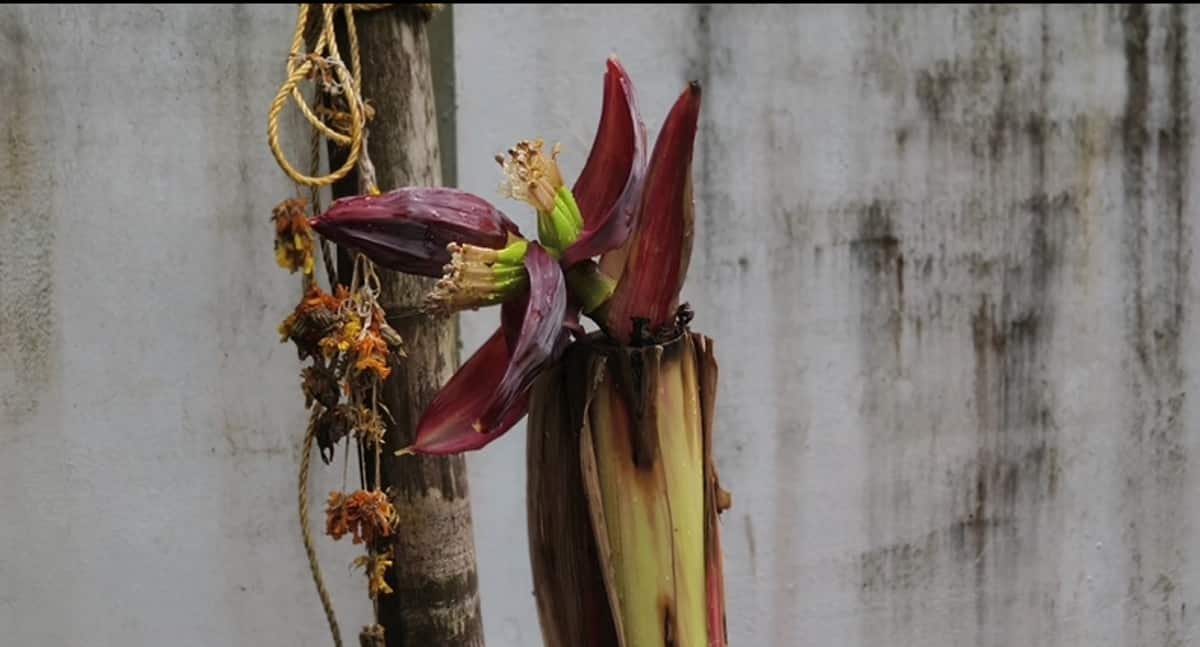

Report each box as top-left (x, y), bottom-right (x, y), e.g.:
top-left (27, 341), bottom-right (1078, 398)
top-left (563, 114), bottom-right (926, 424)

top-left (273, 6), bottom-right (379, 646)
top-left (299, 416), bottom-right (344, 647)
top-left (268, 4), bottom-right (364, 187)
top-left (270, 5), bottom-right (446, 646)
top-left (267, 3), bottom-right (443, 187)
top-left (266, 2), bottom-right (406, 189)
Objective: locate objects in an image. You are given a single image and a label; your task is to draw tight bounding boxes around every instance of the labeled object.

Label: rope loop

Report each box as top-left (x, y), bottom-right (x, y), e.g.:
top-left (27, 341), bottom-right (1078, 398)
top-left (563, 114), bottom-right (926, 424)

top-left (267, 3), bottom-right (379, 189)
top-left (271, 7), bottom-right (413, 646)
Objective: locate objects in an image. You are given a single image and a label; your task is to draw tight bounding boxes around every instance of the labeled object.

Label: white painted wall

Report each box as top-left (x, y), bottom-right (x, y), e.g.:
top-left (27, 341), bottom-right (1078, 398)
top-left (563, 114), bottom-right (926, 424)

top-left (456, 4), bottom-right (1200, 647)
top-left (0, 6), bottom-right (373, 645)
top-left (2, 4), bottom-right (1199, 647)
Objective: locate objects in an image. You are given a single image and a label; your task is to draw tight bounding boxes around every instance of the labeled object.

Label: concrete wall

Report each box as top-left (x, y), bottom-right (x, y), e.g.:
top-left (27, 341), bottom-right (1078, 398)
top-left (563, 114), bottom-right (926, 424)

top-left (2, 4), bottom-right (1198, 647)
top-left (457, 5), bottom-right (1200, 647)
top-left (0, 6), bottom-right (374, 645)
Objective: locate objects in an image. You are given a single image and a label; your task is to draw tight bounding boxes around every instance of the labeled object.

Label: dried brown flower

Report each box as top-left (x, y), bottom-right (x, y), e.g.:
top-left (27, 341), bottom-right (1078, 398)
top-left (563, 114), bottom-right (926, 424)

top-left (352, 552), bottom-right (395, 598)
top-left (353, 330), bottom-right (392, 382)
top-left (314, 404), bottom-right (356, 464)
top-left (272, 198), bottom-right (316, 275)
top-left (301, 364), bottom-right (340, 410)
top-left (280, 285), bottom-right (345, 359)
top-left (354, 406), bottom-right (387, 445)
top-left (319, 313), bottom-right (363, 361)
top-left (325, 490), bottom-right (397, 545)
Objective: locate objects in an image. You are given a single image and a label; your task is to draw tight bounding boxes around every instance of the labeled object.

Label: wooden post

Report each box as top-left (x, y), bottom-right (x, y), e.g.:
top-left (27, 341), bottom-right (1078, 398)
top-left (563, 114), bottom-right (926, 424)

top-left (328, 6), bottom-right (485, 646)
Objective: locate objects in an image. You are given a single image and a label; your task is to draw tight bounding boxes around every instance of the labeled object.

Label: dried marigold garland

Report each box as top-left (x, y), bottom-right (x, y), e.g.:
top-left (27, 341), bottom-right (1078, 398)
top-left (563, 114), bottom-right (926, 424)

top-left (273, 198), bottom-right (318, 276)
top-left (276, 210), bottom-right (404, 463)
top-left (325, 489), bottom-right (398, 545)
top-left (273, 193), bottom-right (405, 627)
top-left (265, 5), bottom-right (457, 645)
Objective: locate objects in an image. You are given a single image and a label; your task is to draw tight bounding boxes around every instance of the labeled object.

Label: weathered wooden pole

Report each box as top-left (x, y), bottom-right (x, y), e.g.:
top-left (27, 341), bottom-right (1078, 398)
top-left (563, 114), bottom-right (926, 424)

top-left (328, 6), bottom-right (485, 646)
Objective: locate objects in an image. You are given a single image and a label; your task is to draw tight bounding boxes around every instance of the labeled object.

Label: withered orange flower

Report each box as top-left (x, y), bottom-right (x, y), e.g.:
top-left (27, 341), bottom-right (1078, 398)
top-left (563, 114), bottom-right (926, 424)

top-left (273, 198), bottom-right (317, 276)
top-left (325, 491), bottom-right (351, 540)
top-left (353, 552), bottom-right (395, 598)
top-left (353, 329), bottom-right (393, 381)
top-left (303, 284), bottom-right (348, 314)
top-left (279, 285), bottom-right (345, 359)
top-left (325, 490), bottom-right (397, 545)
top-left (319, 313), bottom-right (363, 360)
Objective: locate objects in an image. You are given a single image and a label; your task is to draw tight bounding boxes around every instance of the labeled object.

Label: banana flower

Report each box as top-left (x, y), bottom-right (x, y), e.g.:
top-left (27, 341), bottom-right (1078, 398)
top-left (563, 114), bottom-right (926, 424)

top-left (310, 56), bottom-right (726, 647)
top-left (310, 56), bottom-right (698, 454)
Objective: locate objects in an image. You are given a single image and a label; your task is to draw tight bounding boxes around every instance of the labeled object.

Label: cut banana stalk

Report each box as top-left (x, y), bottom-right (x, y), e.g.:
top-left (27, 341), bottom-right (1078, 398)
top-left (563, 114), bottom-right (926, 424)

top-left (528, 331), bottom-right (729, 647)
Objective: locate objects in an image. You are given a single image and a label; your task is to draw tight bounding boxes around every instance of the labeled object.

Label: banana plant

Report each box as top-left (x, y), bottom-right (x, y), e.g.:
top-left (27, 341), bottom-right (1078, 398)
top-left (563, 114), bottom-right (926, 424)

top-left (311, 56), bottom-right (729, 647)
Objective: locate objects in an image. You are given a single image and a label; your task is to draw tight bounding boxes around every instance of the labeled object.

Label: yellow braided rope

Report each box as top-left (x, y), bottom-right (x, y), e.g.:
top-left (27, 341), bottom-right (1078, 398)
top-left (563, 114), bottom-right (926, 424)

top-left (344, 5), bottom-right (364, 92)
top-left (279, 7), bottom-right (369, 644)
top-left (267, 3), bottom-right (436, 188)
top-left (300, 415), bottom-right (344, 647)
top-left (268, 57), bottom-right (363, 186)
top-left (273, 5), bottom-right (441, 645)
top-left (268, 4), bottom-right (364, 187)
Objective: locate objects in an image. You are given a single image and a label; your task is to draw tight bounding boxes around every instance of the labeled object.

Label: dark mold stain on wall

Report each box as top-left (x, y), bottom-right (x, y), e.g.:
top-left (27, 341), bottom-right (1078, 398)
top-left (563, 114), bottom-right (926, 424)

top-left (849, 192), bottom-right (922, 639)
top-left (905, 5), bottom-right (1066, 167)
top-left (914, 61), bottom-right (956, 126)
top-left (964, 8), bottom-right (1072, 643)
top-left (854, 6), bottom-right (1082, 645)
top-left (856, 5), bottom-right (910, 98)
top-left (851, 201), bottom-right (904, 287)
top-left (0, 12), bottom-right (57, 429)
top-left (963, 186), bottom-right (1072, 646)
top-left (1118, 6), bottom-right (1191, 646)
top-left (1121, 7), bottom-right (1151, 371)
top-left (850, 199), bottom-right (906, 365)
